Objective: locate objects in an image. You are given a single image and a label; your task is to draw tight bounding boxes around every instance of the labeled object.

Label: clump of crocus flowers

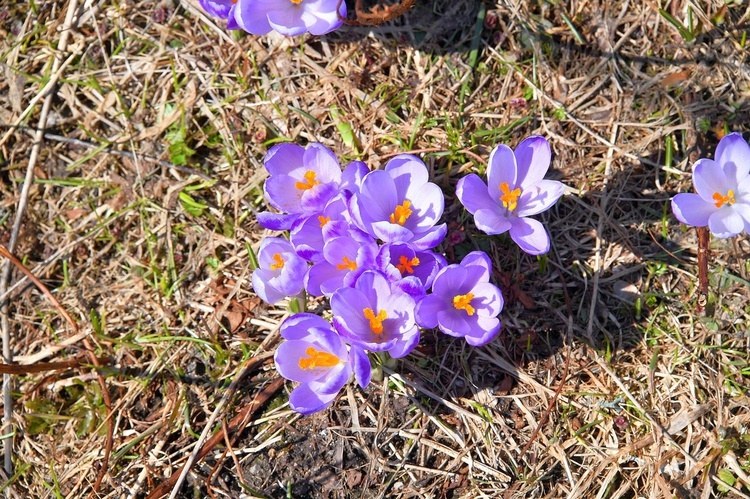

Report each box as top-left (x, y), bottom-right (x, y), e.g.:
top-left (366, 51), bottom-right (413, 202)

top-left (253, 138), bottom-right (564, 414)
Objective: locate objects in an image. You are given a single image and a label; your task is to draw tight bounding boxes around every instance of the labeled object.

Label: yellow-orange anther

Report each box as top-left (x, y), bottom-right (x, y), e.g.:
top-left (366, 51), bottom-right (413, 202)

top-left (396, 255), bottom-right (420, 275)
top-left (363, 308), bottom-right (387, 334)
top-left (336, 256), bottom-right (357, 271)
top-left (499, 182), bottom-right (522, 211)
top-left (453, 293), bottom-right (475, 316)
top-left (318, 215), bottom-right (331, 227)
top-left (712, 189), bottom-right (735, 208)
top-left (389, 200), bottom-right (413, 225)
top-left (290, 0), bottom-right (302, 3)
top-left (295, 170), bottom-right (320, 191)
top-left (298, 347), bottom-right (340, 370)
top-left (270, 253), bottom-right (285, 270)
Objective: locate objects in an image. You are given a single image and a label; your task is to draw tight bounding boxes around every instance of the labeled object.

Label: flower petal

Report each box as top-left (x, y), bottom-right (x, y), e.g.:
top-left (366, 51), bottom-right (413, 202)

top-left (516, 180), bottom-right (565, 217)
top-left (384, 155), bottom-right (429, 200)
top-left (509, 217), bottom-right (550, 255)
top-left (456, 174), bottom-right (499, 214)
top-left (414, 294), bottom-right (443, 329)
top-left (715, 132), bottom-right (750, 185)
top-left (514, 135), bottom-right (551, 190)
top-left (350, 346), bottom-right (372, 389)
top-left (474, 208), bottom-right (512, 235)
top-left (464, 316), bottom-right (500, 347)
top-left (708, 208), bottom-right (745, 238)
top-left (671, 193), bottom-right (714, 227)
top-left (487, 144), bottom-right (517, 200)
top-left (289, 383), bottom-right (338, 415)
top-left (693, 158), bottom-right (731, 202)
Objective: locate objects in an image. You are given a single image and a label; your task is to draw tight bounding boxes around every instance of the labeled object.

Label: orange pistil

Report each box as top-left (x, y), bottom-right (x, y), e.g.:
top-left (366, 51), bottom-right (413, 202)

top-left (712, 189), bottom-right (735, 208)
top-left (298, 347), bottom-right (340, 370)
top-left (336, 256), bottom-right (357, 271)
top-left (389, 200), bottom-right (413, 226)
top-left (294, 170), bottom-right (320, 191)
top-left (452, 293), bottom-right (475, 316)
top-left (270, 253), bottom-right (285, 270)
top-left (290, 0), bottom-right (302, 3)
top-left (395, 255), bottom-right (420, 275)
top-left (318, 215), bottom-right (331, 227)
top-left (499, 182), bottom-right (522, 211)
top-left (363, 308), bottom-right (387, 335)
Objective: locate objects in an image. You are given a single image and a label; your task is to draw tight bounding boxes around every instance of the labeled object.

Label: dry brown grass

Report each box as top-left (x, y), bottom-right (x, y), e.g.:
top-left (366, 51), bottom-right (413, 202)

top-left (1, 0), bottom-right (750, 497)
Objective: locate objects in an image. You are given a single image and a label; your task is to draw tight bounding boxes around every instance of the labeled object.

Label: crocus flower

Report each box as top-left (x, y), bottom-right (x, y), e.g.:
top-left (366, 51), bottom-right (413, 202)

top-left (250, 237), bottom-right (308, 304)
top-left (332, 271), bottom-right (420, 358)
top-left (376, 243), bottom-right (446, 299)
top-left (198, 0), bottom-right (239, 29)
top-left (275, 313), bottom-right (371, 415)
top-left (415, 251), bottom-right (503, 347)
top-left (233, 0), bottom-right (346, 37)
top-left (456, 136), bottom-right (565, 255)
top-left (349, 154), bottom-right (447, 250)
top-left (258, 143), bottom-right (343, 231)
top-left (671, 132), bottom-right (750, 238)
top-left (304, 234), bottom-right (378, 297)
top-left (290, 160), bottom-right (370, 261)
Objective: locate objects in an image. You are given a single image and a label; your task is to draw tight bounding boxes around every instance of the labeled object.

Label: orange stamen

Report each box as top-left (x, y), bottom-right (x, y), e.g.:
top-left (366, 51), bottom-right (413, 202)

top-left (336, 256), bottom-right (357, 271)
top-left (363, 308), bottom-right (387, 335)
top-left (298, 347), bottom-right (340, 370)
top-left (294, 170), bottom-right (319, 191)
top-left (395, 255), bottom-right (420, 275)
top-left (712, 189), bottom-right (735, 208)
top-left (270, 253), bottom-right (285, 270)
top-left (389, 200), bottom-right (413, 225)
top-left (499, 182), bottom-right (522, 211)
top-left (453, 293), bottom-right (475, 316)
top-left (318, 215), bottom-right (331, 227)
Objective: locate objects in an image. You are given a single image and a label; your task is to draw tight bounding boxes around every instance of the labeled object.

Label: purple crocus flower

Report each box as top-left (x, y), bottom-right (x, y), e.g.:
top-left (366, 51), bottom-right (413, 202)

top-left (275, 313), bottom-right (371, 415)
top-left (671, 132), bottom-right (750, 238)
top-left (415, 251), bottom-right (503, 347)
top-left (290, 160), bottom-right (370, 261)
top-left (233, 0), bottom-right (346, 36)
top-left (258, 143), bottom-right (343, 231)
top-left (456, 136), bottom-right (565, 255)
top-left (250, 237), bottom-right (308, 304)
top-left (198, 0), bottom-right (239, 29)
top-left (376, 243), bottom-right (446, 299)
top-left (349, 154), bottom-right (447, 250)
top-left (332, 271), bottom-right (420, 358)
top-left (304, 234), bottom-right (378, 297)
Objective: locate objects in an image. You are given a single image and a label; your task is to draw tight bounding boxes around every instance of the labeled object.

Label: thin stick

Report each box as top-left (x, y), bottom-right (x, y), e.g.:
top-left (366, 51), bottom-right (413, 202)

top-left (147, 372), bottom-right (283, 499)
top-left (0, 243), bottom-right (114, 494)
top-left (0, 0), bottom-right (80, 481)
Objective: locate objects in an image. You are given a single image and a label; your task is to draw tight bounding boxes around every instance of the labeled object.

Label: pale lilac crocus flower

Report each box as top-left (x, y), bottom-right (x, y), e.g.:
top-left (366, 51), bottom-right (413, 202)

top-left (250, 237), bottom-right (308, 304)
top-left (415, 252), bottom-right (503, 347)
top-left (376, 243), bottom-right (446, 299)
top-left (233, 0), bottom-right (346, 37)
top-left (671, 132), bottom-right (750, 238)
top-left (258, 143), bottom-right (343, 231)
top-left (274, 314), bottom-right (371, 415)
top-left (290, 160), bottom-right (369, 261)
top-left (456, 135), bottom-right (565, 255)
top-left (304, 233), bottom-right (378, 297)
top-left (349, 154), bottom-right (446, 250)
top-left (332, 271), bottom-right (420, 358)
top-left (198, 0), bottom-right (239, 29)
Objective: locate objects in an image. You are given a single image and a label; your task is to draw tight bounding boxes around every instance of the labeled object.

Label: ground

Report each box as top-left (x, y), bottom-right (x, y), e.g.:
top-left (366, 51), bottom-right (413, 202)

top-left (1, 0), bottom-right (750, 497)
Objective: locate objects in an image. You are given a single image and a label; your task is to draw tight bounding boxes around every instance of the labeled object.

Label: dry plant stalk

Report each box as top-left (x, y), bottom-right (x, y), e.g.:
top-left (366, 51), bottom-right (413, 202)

top-left (695, 226), bottom-right (709, 312)
top-left (0, 244), bottom-right (113, 494)
top-left (337, 0), bottom-right (416, 26)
